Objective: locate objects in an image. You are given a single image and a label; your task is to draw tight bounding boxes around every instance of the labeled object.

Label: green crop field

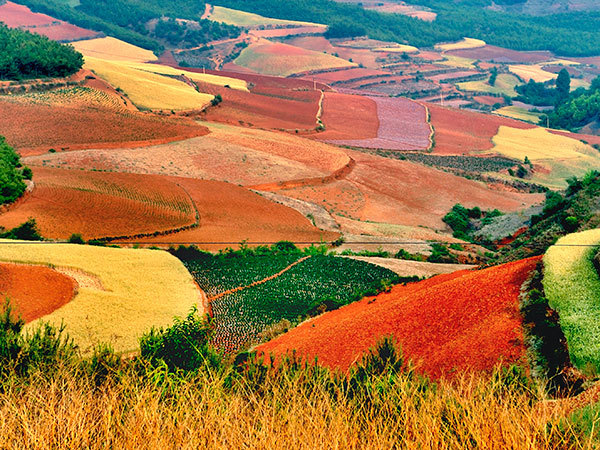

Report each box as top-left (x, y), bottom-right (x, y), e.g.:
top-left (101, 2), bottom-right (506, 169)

top-left (543, 229), bottom-right (600, 372)
top-left (183, 254), bottom-right (399, 353)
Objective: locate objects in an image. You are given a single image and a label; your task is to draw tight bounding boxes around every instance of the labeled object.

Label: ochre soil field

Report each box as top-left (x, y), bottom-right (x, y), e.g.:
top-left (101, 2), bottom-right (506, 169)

top-left (447, 45), bottom-right (552, 64)
top-left (311, 68), bottom-right (389, 84)
top-left (0, 263), bottom-right (76, 323)
top-left (0, 167), bottom-right (197, 240)
top-left (277, 149), bottom-right (543, 230)
top-left (0, 90), bottom-right (208, 156)
top-left (130, 177), bottom-right (338, 248)
top-left (258, 256), bottom-right (540, 378)
top-left (474, 95), bottom-right (506, 106)
top-left (198, 81), bottom-right (321, 130)
top-left (314, 92), bottom-right (379, 141)
top-left (0, 1), bottom-right (98, 41)
top-left (27, 123), bottom-right (350, 186)
top-left (426, 104), bottom-right (534, 155)
top-left (322, 97), bottom-right (431, 151)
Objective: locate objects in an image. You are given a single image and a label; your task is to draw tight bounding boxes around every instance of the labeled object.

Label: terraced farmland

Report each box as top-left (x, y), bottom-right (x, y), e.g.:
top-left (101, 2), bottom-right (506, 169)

top-left (543, 229), bottom-right (600, 372)
top-left (185, 254), bottom-right (399, 353)
top-left (72, 37), bottom-right (157, 63)
top-left (458, 73), bottom-right (521, 97)
top-left (0, 241), bottom-right (201, 353)
top-left (258, 257), bottom-right (540, 378)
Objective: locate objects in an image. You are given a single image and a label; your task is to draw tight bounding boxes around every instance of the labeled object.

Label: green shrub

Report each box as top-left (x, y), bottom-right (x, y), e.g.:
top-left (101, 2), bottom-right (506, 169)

top-left (0, 137), bottom-right (26, 205)
top-left (0, 218), bottom-right (43, 241)
top-left (68, 233), bottom-right (85, 244)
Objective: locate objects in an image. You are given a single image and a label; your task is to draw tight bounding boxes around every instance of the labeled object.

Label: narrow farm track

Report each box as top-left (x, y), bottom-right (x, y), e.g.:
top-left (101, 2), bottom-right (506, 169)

top-left (418, 100), bottom-right (435, 152)
top-left (208, 256), bottom-right (311, 303)
top-left (248, 157), bottom-right (355, 191)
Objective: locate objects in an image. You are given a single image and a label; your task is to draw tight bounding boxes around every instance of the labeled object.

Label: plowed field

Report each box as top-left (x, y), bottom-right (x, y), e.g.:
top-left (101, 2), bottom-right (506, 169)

top-left (0, 88), bottom-right (208, 156)
top-left (258, 257), bottom-right (540, 378)
top-left (0, 263), bottom-right (76, 323)
top-left (447, 45), bottom-right (553, 64)
top-left (0, 167), bottom-right (198, 240)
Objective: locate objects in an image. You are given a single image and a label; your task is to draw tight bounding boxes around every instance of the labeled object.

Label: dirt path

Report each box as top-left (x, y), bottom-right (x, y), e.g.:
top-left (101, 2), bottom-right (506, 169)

top-left (208, 256), bottom-right (311, 303)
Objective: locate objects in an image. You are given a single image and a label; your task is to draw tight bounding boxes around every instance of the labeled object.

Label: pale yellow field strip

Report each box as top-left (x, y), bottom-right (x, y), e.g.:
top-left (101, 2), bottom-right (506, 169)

top-left (208, 5), bottom-right (326, 28)
top-left (509, 64), bottom-right (556, 83)
top-left (373, 45), bottom-right (419, 53)
top-left (435, 38), bottom-right (486, 52)
top-left (0, 241), bottom-right (201, 353)
top-left (71, 37), bottom-right (157, 63)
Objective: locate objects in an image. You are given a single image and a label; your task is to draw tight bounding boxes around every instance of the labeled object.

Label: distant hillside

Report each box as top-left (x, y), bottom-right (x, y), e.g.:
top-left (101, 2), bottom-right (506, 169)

top-left (491, 0), bottom-right (600, 15)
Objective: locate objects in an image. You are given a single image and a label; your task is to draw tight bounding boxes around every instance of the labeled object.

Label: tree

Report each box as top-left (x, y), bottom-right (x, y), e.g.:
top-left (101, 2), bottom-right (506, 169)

top-left (556, 68), bottom-right (571, 102)
top-left (489, 67), bottom-right (498, 86)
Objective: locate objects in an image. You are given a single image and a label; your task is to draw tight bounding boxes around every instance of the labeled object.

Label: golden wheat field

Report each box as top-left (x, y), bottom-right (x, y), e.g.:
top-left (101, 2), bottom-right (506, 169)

top-left (208, 5), bottom-right (325, 28)
top-left (84, 57), bottom-right (214, 110)
top-left (435, 37), bottom-right (486, 52)
top-left (509, 64), bottom-right (557, 83)
top-left (0, 241), bottom-right (201, 353)
top-left (71, 37), bottom-right (158, 63)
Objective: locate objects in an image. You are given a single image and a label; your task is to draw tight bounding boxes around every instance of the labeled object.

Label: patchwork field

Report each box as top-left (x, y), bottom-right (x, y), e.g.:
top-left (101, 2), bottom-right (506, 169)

top-left (0, 241), bottom-right (201, 353)
top-left (0, 263), bottom-right (76, 323)
top-left (543, 229), bottom-right (600, 372)
top-left (234, 41), bottom-right (355, 77)
top-left (489, 126), bottom-right (600, 188)
top-left (0, 87), bottom-right (209, 156)
top-left (436, 38), bottom-right (486, 52)
top-left (258, 257), bottom-right (540, 378)
top-left (322, 97), bottom-right (431, 151)
top-left (447, 45), bottom-right (553, 64)
top-left (27, 123), bottom-right (350, 186)
top-left (185, 254), bottom-right (399, 353)
top-left (426, 104), bottom-right (533, 155)
top-left (0, 1), bottom-right (98, 41)
top-left (0, 167), bottom-right (198, 240)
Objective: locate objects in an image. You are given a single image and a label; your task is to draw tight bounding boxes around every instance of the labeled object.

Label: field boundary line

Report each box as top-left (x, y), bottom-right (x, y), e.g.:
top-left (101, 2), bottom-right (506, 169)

top-left (413, 99), bottom-right (435, 153)
top-left (247, 156), bottom-right (355, 191)
top-left (208, 255), bottom-right (311, 303)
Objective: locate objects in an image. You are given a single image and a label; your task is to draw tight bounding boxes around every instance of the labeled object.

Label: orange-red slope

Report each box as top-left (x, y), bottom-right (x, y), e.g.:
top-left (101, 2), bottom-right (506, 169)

top-left (0, 263), bottom-right (76, 323)
top-left (427, 104), bottom-right (534, 155)
top-left (258, 257), bottom-right (540, 378)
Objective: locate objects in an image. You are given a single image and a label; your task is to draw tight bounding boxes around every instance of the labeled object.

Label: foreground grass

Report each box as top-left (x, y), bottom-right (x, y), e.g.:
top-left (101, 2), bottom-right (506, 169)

top-left (0, 358), bottom-right (588, 449)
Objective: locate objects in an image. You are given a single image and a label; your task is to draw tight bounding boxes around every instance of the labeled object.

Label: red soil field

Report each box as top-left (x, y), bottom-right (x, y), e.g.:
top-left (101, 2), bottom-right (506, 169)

top-left (285, 36), bottom-right (335, 53)
top-left (311, 68), bottom-right (388, 84)
top-left (428, 71), bottom-right (481, 82)
top-left (249, 26), bottom-right (326, 38)
top-left (549, 130), bottom-right (600, 146)
top-left (314, 92), bottom-right (379, 141)
top-left (414, 51), bottom-right (445, 61)
top-left (447, 45), bottom-right (552, 64)
top-left (0, 91), bottom-right (208, 156)
top-left (426, 103), bottom-right (534, 155)
top-left (0, 1), bottom-right (97, 41)
top-left (323, 97), bottom-right (431, 150)
top-left (0, 263), bottom-right (76, 323)
top-left (198, 81), bottom-right (321, 130)
top-left (278, 149), bottom-right (543, 230)
top-left (0, 167), bottom-right (198, 240)
top-left (130, 177), bottom-right (338, 248)
top-left (474, 95), bottom-right (506, 106)
top-left (258, 256), bottom-right (541, 378)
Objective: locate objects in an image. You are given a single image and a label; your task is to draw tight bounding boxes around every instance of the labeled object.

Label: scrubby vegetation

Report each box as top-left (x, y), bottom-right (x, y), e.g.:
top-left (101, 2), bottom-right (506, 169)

top-left (498, 171), bottom-right (600, 262)
top-left (0, 137), bottom-right (30, 205)
top-left (443, 203), bottom-right (503, 241)
top-left (173, 243), bottom-right (399, 353)
top-left (0, 23), bottom-right (82, 80)
top-left (545, 76), bottom-right (600, 131)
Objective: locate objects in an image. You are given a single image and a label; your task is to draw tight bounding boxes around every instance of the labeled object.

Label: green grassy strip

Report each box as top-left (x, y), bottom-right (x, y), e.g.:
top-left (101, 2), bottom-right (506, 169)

top-left (543, 229), bottom-right (600, 372)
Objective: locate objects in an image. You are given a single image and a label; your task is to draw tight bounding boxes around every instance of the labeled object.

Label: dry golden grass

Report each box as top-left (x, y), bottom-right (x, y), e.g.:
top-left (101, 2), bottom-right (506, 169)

top-left (71, 37), bottom-right (158, 63)
top-left (458, 73), bottom-right (520, 96)
top-left (373, 44), bottom-right (419, 53)
top-left (0, 241), bottom-right (201, 353)
top-left (436, 38), bottom-right (486, 52)
top-left (493, 106), bottom-right (544, 123)
top-left (208, 5), bottom-right (325, 28)
top-left (84, 57), bottom-right (213, 110)
top-left (128, 62), bottom-right (249, 91)
top-left (0, 364), bottom-right (586, 449)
